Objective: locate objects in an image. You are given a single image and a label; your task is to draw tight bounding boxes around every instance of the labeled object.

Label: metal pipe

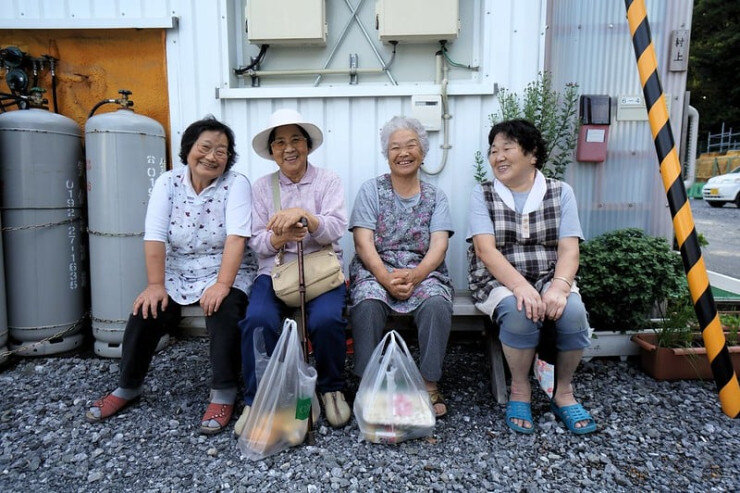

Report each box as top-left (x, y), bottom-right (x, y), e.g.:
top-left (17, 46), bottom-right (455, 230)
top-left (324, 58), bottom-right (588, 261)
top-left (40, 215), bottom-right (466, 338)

top-left (314, 0), bottom-right (366, 86)
top-left (247, 67), bottom-right (386, 78)
top-left (683, 105), bottom-right (699, 190)
top-left (346, 0), bottom-right (398, 85)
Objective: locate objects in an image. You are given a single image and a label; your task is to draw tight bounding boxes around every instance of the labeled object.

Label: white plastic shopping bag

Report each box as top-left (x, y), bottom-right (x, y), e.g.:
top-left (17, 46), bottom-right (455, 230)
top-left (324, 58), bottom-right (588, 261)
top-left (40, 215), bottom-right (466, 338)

top-left (354, 330), bottom-right (435, 444)
top-left (238, 319), bottom-right (319, 460)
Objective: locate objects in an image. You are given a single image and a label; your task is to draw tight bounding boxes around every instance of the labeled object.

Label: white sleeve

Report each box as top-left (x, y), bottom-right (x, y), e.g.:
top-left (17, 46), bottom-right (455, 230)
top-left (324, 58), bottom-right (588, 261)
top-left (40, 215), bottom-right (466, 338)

top-left (225, 173), bottom-right (251, 237)
top-left (143, 173), bottom-right (171, 242)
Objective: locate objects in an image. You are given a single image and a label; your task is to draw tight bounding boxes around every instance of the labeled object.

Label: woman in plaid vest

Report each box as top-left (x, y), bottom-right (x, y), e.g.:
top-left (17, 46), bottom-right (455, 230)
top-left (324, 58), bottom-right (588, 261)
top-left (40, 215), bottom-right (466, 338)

top-left (467, 119), bottom-right (596, 435)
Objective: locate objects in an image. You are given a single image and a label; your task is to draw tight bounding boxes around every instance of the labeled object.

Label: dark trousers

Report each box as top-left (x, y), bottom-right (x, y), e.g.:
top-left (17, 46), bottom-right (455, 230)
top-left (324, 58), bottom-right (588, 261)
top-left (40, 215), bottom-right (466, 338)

top-left (239, 274), bottom-right (347, 406)
top-left (119, 288), bottom-right (247, 390)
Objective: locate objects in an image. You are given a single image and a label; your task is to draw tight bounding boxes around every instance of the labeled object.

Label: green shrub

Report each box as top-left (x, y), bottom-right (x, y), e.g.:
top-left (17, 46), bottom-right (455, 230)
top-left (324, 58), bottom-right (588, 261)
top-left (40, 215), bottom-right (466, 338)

top-left (578, 228), bottom-right (686, 331)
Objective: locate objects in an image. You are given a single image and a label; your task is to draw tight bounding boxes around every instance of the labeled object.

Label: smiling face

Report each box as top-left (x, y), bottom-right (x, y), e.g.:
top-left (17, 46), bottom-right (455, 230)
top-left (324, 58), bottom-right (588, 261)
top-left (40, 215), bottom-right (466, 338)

top-left (187, 130), bottom-right (229, 187)
top-left (271, 124), bottom-right (309, 182)
top-left (489, 133), bottom-right (538, 191)
top-left (387, 129), bottom-right (424, 178)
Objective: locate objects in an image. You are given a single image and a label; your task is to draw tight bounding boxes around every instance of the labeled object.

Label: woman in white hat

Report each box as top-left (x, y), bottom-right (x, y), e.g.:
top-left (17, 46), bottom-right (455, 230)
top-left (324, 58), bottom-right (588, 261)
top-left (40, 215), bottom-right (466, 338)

top-left (235, 109), bottom-right (350, 434)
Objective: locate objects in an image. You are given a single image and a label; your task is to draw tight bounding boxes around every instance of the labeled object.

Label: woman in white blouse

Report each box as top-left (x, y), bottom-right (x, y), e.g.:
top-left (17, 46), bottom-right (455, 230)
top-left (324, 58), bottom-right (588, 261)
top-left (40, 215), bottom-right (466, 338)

top-left (86, 116), bottom-right (255, 435)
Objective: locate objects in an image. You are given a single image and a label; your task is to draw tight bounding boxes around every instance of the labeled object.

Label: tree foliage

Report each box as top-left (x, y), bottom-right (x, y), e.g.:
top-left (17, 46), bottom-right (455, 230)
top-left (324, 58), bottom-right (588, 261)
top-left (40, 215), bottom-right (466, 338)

top-left (687, 0), bottom-right (740, 137)
top-left (485, 72), bottom-right (580, 181)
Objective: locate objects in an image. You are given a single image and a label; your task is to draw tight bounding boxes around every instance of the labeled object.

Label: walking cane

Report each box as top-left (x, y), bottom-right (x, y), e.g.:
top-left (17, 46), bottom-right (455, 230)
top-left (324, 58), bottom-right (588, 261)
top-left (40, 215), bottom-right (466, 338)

top-left (296, 217), bottom-right (316, 445)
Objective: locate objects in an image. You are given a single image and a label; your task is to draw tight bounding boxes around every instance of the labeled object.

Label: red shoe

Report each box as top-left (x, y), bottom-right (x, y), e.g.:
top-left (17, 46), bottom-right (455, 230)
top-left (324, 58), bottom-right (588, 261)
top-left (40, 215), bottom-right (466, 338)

top-left (85, 394), bottom-right (140, 423)
top-left (200, 403), bottom-right (234, 435)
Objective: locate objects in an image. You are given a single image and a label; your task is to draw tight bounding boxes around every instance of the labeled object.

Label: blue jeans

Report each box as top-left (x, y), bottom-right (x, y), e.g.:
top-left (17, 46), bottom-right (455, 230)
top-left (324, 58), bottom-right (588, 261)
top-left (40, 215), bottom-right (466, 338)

top-left (239, 274), bottom-right (347, 406)
top-left (494, 293), bottom-right (590, 351)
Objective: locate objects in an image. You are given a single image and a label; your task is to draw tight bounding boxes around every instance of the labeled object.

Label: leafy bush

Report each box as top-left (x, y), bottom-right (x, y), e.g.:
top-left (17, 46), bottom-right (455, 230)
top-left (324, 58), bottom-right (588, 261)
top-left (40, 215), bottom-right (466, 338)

top-left (578, 228), bottom-right (686, 331)
top-left (478, 71), bottom-right (580, 182)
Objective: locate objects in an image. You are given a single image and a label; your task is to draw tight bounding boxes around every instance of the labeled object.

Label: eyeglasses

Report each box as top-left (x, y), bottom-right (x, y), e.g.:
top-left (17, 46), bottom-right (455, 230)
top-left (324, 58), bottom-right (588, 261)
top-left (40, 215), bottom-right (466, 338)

top-left (196, 142), bottom-right (229, 160)
top-left (270, 136), bottom-right (307, 151)
top-left (388, 141), bottom-right (420, 154)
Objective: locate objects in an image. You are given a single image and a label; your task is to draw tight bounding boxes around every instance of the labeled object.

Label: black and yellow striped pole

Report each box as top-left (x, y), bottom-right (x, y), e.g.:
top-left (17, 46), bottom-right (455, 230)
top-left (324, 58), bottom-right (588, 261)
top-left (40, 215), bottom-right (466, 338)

top-left (625, 0), bottom-right (739, 418)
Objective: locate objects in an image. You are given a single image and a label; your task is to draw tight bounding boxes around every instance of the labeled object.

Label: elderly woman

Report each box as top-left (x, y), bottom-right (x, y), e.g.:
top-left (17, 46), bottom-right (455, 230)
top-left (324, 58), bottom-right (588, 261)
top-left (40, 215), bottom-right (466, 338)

top-left (86, 117), bottom-right (255, 435)
top-left (235, 109), bottom-right (349, 435)
top-left (467, 119), bottom-right (595, 435)
top-left (349, 116), bottom-right (454, 418)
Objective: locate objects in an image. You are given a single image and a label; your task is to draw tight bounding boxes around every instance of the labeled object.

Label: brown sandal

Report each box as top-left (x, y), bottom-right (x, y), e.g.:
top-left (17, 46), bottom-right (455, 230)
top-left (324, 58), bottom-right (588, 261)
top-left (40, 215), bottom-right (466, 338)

top-left (85, 394), bottom-right (140, 423)
top-left (428, 390), bottom-right (448, 418)
top-left (200, 403), bottom-right (234, 435)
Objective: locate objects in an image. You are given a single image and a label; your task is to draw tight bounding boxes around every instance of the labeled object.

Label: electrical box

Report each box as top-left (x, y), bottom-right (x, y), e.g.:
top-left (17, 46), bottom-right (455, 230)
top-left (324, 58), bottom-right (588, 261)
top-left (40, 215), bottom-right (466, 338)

top-left (576, 95), bottom-right (611, 163)
top-left (410, 95), bottom-right (442, 131)
top-left (246, 0), bottom-right (327, 46)
top-left (376, 0), bottom-right (459, 43)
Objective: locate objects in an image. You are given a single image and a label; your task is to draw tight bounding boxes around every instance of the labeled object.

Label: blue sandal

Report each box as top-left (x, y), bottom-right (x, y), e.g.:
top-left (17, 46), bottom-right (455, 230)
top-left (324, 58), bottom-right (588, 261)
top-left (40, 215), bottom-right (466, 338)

top-left (550, 402), bottom-right (597, 435)
top-left (505, 401), bottom-right (535, 434)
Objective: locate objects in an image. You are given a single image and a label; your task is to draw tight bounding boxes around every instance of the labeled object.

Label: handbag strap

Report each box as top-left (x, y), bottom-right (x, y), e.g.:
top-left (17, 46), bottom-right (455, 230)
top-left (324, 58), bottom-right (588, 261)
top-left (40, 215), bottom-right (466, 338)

top-left (271, 171), bottom-right (285, 264)
top-left (271, 171), bottom-right (282, 212)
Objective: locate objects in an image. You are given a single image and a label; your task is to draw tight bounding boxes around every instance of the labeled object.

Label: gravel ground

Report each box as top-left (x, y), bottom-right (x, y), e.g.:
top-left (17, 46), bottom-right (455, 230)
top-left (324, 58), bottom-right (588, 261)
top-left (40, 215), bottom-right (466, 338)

top-left (1, 333), bottom-right (739, 492)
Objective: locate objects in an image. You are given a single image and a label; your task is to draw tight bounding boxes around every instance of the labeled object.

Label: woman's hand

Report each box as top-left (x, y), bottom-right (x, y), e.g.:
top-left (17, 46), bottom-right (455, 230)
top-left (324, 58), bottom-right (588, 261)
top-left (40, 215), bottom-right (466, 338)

top-left (270, 223), bottom-right (308, 250)
top-left (382, 269), bottom-right (421, 301)
top-left (542, 283), bottom-right (570, 320)
top-left (133, 283), bottom-right (169, 319)
top-left (267, 208), bottom-right (311, 236)
top-left (200, 281), bottom-right (231, 316)
top-left (512, 283), bottom-right (546, 322)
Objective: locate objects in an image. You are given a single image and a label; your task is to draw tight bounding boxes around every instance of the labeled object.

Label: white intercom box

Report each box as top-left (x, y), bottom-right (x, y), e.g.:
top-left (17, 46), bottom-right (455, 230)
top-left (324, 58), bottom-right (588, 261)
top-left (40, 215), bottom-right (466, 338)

top-left (246, 0), bottom-right (327, 46)
top-left (411, 95), bottom-right (442, 131)
top-left (376, 0), bottom-right (459, 43)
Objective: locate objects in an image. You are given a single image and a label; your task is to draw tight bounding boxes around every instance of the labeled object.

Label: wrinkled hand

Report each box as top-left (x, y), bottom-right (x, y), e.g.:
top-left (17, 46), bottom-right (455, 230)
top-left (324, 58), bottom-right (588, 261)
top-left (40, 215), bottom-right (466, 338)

top-left (272, 223), bottom-right (308, 248)
top-left (542, 284), bottom-right (569, 321)
top-left (381, 269), bottom-right (418, 301)
top-left (133, 284), bottom-right (169, 319)
top-left (200, 282), bottom-right (230, 316)
top-left (267, 208), bottom-right (307, 236)
top-left (512, 283), bottom-right (545, 322)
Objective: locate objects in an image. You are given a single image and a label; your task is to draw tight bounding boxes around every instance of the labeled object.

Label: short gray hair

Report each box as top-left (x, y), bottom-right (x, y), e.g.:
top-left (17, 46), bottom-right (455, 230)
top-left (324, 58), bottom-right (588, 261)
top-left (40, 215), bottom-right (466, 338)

top-left (380, 116), bottom-right (429, 159)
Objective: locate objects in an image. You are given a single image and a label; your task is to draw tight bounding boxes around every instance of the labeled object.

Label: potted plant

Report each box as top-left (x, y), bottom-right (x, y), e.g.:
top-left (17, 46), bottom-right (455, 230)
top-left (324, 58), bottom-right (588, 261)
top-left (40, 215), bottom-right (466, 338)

top-left (631, 297), bottom-right (740, 380)
top-left (577, 228), bottom-right (686, 359)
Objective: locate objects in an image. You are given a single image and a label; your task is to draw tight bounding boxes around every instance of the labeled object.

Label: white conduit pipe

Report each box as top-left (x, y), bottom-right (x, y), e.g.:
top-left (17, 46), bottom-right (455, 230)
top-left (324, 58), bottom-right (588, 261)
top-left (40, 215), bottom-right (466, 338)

top-left (683, 105), bottom-right (699, 190)
top-left (421, 55), bottom-right (451, 175)
top-left (247, 67), bottom-right (386, 77)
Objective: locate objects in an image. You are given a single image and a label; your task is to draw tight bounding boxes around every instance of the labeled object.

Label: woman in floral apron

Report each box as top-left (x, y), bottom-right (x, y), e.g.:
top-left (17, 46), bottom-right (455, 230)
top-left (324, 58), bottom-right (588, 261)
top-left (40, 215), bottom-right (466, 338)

top-left (349, 116), bottom-right (454, 418)
top-left (86, 117), bottom-right (255, 435)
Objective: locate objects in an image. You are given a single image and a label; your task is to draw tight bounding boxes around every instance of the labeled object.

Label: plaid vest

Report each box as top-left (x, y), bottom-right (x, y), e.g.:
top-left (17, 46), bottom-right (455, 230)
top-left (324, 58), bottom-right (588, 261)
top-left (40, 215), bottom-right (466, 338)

top-left (467, 179), bottom-right (562, 303)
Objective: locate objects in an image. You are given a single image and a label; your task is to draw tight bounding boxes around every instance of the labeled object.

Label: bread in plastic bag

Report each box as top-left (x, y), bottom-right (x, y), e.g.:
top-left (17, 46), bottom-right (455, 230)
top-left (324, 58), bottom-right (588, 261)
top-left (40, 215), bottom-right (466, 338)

top-left (353, 330), bottom-right (435, 444)
top-left (238, 319), bottom-right (319, 460)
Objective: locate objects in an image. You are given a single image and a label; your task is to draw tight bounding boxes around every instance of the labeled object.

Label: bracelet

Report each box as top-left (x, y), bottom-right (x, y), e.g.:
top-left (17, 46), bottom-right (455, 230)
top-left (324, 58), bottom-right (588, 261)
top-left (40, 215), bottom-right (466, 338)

top-left (553, 276), bottom-right (572, 288)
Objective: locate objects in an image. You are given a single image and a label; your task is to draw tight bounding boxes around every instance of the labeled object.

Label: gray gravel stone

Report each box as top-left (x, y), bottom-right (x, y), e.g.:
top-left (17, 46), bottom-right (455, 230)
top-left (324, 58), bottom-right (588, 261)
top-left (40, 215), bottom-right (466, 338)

top-left (0, 334), bottom-right (739, 491)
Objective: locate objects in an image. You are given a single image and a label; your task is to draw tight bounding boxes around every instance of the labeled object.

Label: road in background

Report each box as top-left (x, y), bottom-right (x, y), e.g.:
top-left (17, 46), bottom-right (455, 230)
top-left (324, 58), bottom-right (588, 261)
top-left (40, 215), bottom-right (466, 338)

top-left (689, 198), bottom-right (740, 279)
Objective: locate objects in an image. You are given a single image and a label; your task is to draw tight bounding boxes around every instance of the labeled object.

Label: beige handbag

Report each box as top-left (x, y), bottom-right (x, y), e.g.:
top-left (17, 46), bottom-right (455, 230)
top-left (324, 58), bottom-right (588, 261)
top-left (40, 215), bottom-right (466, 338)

top-left (269, 172), bottom-right (345, 307)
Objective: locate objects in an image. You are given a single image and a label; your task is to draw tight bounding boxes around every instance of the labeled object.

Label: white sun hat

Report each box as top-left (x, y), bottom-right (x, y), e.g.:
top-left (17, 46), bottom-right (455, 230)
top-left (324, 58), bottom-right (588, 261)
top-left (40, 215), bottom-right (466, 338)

top-left (251, 108), bottom-right (324, 160)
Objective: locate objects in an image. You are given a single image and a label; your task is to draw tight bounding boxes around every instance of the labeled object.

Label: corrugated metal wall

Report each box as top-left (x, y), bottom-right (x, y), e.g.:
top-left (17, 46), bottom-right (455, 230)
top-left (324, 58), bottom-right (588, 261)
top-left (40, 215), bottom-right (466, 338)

top-left (3, 0), bottom-right (693, 290)
top-left (167, 0), bottom-right (547, 290)
top-left (547, 0), bottom-right (693, 241)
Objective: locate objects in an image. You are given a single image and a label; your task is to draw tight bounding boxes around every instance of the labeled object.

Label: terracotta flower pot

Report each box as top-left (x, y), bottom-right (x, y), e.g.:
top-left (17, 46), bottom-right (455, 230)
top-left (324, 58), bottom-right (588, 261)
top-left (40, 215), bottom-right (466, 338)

top-left (631, 333), bottom-right (740, 380)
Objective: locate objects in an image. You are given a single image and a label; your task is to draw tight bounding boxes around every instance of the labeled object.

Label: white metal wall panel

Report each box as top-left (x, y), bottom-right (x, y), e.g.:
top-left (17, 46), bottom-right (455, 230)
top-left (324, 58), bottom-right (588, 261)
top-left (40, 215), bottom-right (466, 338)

top-left (2, 0), bottom-right (552, 290)
top-left (0, 0), bottom-right (172, 21)
top-left (547, 0), bottom-right (693, 242)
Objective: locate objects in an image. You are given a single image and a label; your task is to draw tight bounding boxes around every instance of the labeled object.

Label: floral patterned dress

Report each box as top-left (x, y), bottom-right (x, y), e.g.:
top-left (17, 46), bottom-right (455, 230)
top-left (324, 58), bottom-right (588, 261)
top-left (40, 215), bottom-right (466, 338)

top-left (164, 167), bottom-right (256, 304)
top-left (349, 174), bottom-right (453, 313)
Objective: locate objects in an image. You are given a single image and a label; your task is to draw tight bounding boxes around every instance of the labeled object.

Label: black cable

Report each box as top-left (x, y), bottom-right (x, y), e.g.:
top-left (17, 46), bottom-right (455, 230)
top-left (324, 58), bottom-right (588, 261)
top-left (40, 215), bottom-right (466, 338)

top-left (87, 99), bottom-right (116, 119)
top-left (51, 74), bottom-right (58, 113)
top-left (234, 44), bottom-right (269, 75)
